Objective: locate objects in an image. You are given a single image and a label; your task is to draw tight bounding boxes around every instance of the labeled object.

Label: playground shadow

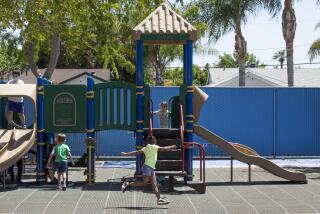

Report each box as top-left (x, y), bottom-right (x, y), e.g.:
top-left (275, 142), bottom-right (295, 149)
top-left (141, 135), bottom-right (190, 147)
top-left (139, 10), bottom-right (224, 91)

top-left (205, 180), bottom-right (305, 186)
top-left (294, 167), bottom-right (320, 180)
top-left (104, 206), bottom-right (168, 211)
top-left (68, 181), bottom-right (203, 195)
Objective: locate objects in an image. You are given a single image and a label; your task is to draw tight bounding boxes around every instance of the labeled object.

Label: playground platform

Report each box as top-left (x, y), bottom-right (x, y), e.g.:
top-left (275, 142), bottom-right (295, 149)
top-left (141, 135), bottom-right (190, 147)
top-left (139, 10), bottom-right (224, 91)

top-left (1, 166), bottom-right (320, 214)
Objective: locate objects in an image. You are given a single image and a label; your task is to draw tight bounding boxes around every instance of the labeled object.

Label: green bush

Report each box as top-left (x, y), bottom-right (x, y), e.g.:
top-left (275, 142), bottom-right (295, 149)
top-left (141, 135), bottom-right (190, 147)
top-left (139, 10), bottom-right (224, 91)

top-left (164, 64), bottom-right (209, 86)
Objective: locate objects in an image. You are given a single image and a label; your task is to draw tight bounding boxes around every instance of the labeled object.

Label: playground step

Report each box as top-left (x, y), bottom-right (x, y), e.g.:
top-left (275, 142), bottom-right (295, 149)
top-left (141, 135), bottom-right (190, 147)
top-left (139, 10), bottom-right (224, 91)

top-left (158, 149), bottom-right (181, 160)
top-left (155, 171), bottom-right (187, 176)
top-left (156, 139), bottom-right (181, 148)
top-left (156, 160), bottom-right (183, 171)
top-left (146, 128), bottom-right (180, 139)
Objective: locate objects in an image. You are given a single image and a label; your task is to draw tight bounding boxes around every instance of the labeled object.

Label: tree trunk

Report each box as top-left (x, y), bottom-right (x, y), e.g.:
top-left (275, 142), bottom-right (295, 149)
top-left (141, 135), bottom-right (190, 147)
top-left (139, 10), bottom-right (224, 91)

top-left (234, 17), bottom-right (247, 87)
top-left (280, 60), bottom-right (284, 69)
top-left (27, 42), bottom-right (39, 77)
top-left (155, 64), bottom-right (164, 86)
top-left (282, 0), bottom-right (296, 87)
top-left (150, 47), bottom-right (165, 86)
top-left (43, 34), bottom-right (61, 79)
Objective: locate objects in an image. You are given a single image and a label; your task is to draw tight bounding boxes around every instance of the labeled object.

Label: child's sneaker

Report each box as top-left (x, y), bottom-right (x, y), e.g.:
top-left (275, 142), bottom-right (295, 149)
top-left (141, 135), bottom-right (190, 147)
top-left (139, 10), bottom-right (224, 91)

top-left (157, 197), bottom-right (169, 205)
top-left (57, 186), bottom-right (62, 190)
top-left (121, 181), bottom-right (129, 193)
top-left (62, 186), bottom-right (67, 191)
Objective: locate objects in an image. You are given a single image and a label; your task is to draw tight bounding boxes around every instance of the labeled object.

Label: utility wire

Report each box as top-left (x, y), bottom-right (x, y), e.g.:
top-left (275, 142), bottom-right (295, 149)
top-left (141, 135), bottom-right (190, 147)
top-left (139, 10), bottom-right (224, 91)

top-left (167, 61), bottom-right (320, 69)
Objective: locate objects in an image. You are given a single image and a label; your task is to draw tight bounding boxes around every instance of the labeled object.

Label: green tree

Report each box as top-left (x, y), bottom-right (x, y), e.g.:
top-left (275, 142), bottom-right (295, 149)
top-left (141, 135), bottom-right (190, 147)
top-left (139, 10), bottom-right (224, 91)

top-left (0, 33), bottom-right (28, 80)
top-left (309, 22), bottom-right (320, 61)
top-left (196, 0), bottom-right (281, 86)
top-left (215, 52), bottom-right (264, 68)
top-left (1, 0), bottom-right (136, 80)
top-left (273, 50), bottom-right (286, 69)
top-left (215, 53), bottom-right (236, 68)
top-left (164, 65), bottom-right (208, 86)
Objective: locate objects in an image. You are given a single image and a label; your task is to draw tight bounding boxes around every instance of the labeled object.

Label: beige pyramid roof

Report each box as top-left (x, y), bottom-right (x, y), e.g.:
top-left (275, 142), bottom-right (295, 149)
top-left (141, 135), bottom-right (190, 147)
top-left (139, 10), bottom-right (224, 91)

top-left (132, 3), bottom-right (197, 44)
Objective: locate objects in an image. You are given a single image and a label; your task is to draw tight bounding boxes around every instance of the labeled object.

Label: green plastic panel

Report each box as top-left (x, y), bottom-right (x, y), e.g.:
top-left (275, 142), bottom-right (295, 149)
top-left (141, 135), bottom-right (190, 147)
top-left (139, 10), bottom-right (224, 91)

top-left (94, 82), bottom-right (137, 131)
top-left (44, 85), bottom-right (87, 132)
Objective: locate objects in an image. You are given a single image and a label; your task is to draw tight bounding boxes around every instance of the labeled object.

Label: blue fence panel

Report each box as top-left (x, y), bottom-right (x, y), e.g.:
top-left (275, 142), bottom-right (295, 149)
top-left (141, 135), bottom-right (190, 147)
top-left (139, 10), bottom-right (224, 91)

top-left (195, 88), bottom-right (275, 156)
top-left (275, 88), bottom-right (320, 156)
top-left (96, 130), bottom-right (135, 156)
top-left (65, 133), bottom-right (87, 156)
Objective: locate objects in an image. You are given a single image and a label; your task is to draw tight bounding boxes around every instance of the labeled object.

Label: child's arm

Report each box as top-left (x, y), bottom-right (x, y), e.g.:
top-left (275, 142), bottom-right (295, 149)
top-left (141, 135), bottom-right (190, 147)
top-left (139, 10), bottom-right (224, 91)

top-left (68, 152), bottom-right (75, 166)
top-left (121, 150), bottom-right (144, 156)
top-left (46, 151), bottom-right (54, 168)
top-left (158, 145), bottom-right (177, 151)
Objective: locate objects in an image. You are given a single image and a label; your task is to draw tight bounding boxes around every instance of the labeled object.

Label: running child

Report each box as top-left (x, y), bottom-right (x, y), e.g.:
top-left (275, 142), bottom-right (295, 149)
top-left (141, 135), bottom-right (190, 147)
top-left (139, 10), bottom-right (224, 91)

top-left (121, 135), bottom-right (176, 205)
top-left (46, 133), bottom-right (75, 190)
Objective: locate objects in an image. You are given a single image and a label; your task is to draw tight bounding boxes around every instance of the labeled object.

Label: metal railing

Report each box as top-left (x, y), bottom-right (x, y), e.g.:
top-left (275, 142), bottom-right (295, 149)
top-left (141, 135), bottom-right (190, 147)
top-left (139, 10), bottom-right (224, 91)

top-left (179, 103), bottom-right (206, 193)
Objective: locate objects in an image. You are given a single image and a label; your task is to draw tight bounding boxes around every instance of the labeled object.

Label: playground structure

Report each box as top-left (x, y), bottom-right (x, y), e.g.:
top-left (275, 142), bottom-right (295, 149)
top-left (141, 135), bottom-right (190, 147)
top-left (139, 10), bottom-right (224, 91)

top-left (0, 3), bottom-right (307, 192)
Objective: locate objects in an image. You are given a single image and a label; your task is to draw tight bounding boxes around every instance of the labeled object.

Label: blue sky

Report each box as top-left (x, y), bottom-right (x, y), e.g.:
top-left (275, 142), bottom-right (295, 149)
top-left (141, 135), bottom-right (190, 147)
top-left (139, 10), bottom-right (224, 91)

top-left (170, 0), bottom-right (320, 68)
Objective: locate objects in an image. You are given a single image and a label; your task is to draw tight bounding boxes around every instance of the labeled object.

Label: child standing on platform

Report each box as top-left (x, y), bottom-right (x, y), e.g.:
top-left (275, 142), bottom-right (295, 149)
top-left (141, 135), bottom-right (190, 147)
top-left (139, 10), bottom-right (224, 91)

top-left (154, 101), bottom-right (170, 128)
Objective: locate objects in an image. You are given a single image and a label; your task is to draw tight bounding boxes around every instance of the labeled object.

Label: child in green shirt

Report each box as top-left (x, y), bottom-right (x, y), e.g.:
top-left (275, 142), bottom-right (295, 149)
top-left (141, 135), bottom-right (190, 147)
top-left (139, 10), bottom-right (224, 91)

top-left (121, 135), bottom-right (176, 205)
top-left (47, 133), bottom-right (75, 191)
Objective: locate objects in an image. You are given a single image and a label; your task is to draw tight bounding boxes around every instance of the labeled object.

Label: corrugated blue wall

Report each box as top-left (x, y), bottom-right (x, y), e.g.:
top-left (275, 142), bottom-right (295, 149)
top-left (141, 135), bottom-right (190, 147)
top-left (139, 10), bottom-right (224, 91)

top-left (275, 88), bottom-right (320, 156)
top-left (1, 87), bottom-right (320, 157)
top-left (196, 88), bottom-right (275, 156)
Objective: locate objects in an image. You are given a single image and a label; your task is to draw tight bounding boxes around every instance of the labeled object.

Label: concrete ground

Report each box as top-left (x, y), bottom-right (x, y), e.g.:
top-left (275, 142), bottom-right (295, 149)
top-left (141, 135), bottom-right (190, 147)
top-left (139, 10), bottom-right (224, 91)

top-left (1, 166), bottom-right (320, 214)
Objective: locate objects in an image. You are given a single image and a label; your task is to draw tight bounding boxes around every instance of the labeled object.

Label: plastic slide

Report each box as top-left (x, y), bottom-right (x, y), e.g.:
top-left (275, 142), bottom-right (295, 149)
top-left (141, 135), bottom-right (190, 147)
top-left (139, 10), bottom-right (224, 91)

top-left (194, 124), bottom-right (307, 182)
top-left (192, 85), bottom-right (306, 183)
top-left (0, 84), bottom-right (37, 172)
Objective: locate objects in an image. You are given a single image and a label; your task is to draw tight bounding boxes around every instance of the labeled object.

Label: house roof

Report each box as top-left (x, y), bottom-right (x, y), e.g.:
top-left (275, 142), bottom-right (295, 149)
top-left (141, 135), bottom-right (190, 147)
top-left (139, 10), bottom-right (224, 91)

top-left (132, 3), bottom-right (197, 44)
top-left (5, 69), bottom-right (110, 84)
top-left (207, 68), bottom-right (320, 87)
top-left (59, 71), bottom-right (107, 84)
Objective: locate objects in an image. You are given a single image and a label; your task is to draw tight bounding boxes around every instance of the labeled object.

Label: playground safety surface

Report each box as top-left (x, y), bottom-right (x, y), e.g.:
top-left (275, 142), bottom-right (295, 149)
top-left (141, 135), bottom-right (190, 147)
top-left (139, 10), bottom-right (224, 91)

top-left (1, 167), bottom-right (320, 214)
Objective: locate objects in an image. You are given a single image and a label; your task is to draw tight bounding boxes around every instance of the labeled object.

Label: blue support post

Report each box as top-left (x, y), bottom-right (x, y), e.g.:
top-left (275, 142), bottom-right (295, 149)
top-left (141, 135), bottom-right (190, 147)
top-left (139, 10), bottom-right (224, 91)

top-left (183, 44), bottom-right (187, 84)
top-left (86, 74), bottom-right (95, 184)
top-left (185, 40), bottom-right (193, 181)
top-left (136, 40), bottom-right (144, 175)
top-left (36, 76), bottom-right (46, 183)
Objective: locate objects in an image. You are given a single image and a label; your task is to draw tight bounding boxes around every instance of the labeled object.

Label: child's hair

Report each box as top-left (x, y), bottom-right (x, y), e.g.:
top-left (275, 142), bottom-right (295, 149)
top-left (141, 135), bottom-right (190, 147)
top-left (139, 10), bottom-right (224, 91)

top-left (160, 101), bottom-right (168, 109)
top-left (12, 71), bottom-right (21, 76)
top-left (147, 135), bottom-right (157, 145)
top-left (57, 133), bottom-right (66, 143)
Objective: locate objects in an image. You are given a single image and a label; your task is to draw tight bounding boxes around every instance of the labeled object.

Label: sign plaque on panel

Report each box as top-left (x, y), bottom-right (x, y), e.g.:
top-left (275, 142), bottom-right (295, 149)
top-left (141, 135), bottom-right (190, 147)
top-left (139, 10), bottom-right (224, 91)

top-left (53, 93), bottom-right (76, 126)
top-left (44, 85), bottom-right (86, 132)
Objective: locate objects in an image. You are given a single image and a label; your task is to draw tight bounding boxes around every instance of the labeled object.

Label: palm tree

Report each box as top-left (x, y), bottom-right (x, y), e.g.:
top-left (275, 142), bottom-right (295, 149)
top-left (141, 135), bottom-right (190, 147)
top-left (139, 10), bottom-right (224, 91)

top-left (197, 0), bottom-right (281, 86)
top-left (281, 0), bottom-right (320, 86)
top-left (281, 0), bottom-right (296, 87)
top-left (309, 22), bottom-right (320, 61)
top-left (273, 50), bottom-right (286, 68)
